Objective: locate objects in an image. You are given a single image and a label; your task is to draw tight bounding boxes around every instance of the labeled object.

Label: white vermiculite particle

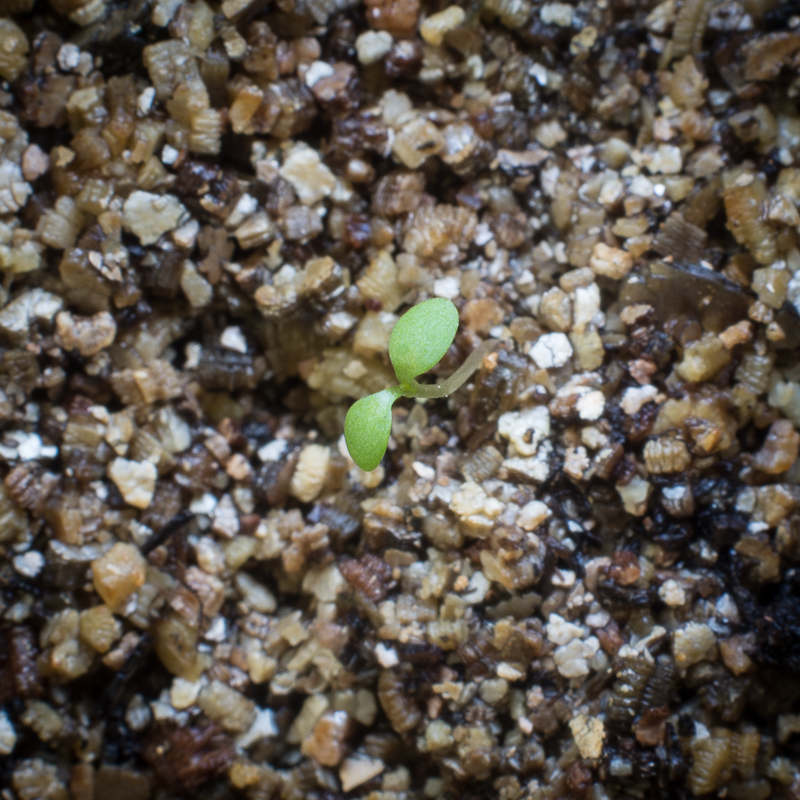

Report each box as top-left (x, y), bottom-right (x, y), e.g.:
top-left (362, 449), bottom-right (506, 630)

top-left (340, 758), bottom-right (385, 793)
top-left (530, 332), bottom-right (573, 369)
top-left (498, 405), bottom-right (551, 456)
top-left (57, 43), bottom-right (81, 71)
top-left (659, 579), bottom-right (686, 606)
top-left (13, 550), bottom-right (44, 578)
top-left (355, 30), bottom-right (393, 65)
top-left (554, 636), bottom-right (600, 677)
top-left (375, 643), bottom-right (400, 667)
top-left (279, 145), bottom-right (337, 206)
top-left (304, 60), bottom-right (335, 87)
top-left (546, 613), bottom-right (584, 645)
top-left (0, 710), bottom-right (16, 755)
top-left (161, 144), bottom-right (180, 165)
top-left (516, 500), bottom-right (551, 531)
top-left (108, 457), bottom-right (158, 509)
top-left (620, 384), bottom-right (658, 415)
top-left (540, 2), bottom-right (574, 27)
top-left (576, 390), bottom-right (605, 420)
top-left (137, 86), bottom-right (156, 114)
top-left (220, 325), bottom-right (248, 353)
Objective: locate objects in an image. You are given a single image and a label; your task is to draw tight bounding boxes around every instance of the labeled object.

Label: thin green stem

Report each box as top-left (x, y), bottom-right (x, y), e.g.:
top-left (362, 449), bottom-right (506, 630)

top-left (413, 340), bottom-right (500, 399)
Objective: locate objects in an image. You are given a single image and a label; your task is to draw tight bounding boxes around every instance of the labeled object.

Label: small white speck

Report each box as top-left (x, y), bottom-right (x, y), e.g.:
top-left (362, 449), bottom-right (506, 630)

top-left (204, 616), bottom-right (227, 642)
top-left (540, 1), bottom-right (574, 27)
top-left (258, 439), bottom-right (288, 462)
top-left (412, 461), bottom-right (436, 481)
top-left (473, 223), bottom-right (494, 246)
top-left (57, 43), bottom-right (81, 72)
top-left (0, 710), bottom-right (16, 755)
top-left (375, 643), bottom-right (400, 668)
top-left (433, 276), bottom-right (461, 300)
top-left (137, 87), bottom-right (156, 115)
top-left (220, 326), bottom-right (248, 354)
top-left (658, 579), bottom-right (686, 607)
top-left (190, 493), bottom-right (218, 514)
top-left (13, 551), bottom-right (44, 578)
top-left (354, 30), bottom-right (393, 65)
top-left (629, 174), bottom-right (654, 198)
top-left (184, 342), bottom-right (202, 369)
top-left (552, 568), bottom-right (576, 588)
top-left (226, 194), bottom-right (258, 228)
top-left (304, 60), bottom-right (335, 87)
top-left (529, 62), bottom-right (549, 86)
top-left (236, 707), bottom-right (279, 749)
top-left (161, 144), bottom-right (180, 165)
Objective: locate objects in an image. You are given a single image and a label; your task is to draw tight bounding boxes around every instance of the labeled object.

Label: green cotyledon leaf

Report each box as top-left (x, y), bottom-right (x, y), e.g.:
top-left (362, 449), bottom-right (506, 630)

top-left (344, 386), bottom-right (406, 471)
top-left (389, 298), bottom-right (459, 388)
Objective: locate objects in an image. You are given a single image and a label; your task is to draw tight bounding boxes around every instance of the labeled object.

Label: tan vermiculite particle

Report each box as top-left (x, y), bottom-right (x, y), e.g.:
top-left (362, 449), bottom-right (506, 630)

top-left (170, 677), bottom-right (202, 710)
top-left (198, 680), bottom-right (257, 733)
top-left (420, 5), bottom-right (465, 45)
top-left (288, 694), bottom-right (330, 743)
top-left (569, 715), bottom-right (605, 759)
top-left (554, 637), bottom-right (600, 677)
top-left (392, 117), bottom-right (445, 169)
top-left (54, 311), bottom-right (117, 356)
top-left (0, 160), bottom-right (32, 214)
top-left (676, 332), bottom-right (731, 382)
top-left (79, 604), bottom-right (122, 653)
top-left (590, 243), bottom-right (634, 279)
top-left (20, 700), bottom-right (64, 743)
top-left (108, 458), bottom-right (157, 509)
top-left (516, 500), bottom-right (551, 531)
top-left (673, 622), bottom-right (717, 672)
top-left (91, 542), bottom-right (147, 610)
top-left (180, 260), bottom-right (213, 307)
top-left (616, 474), bottom-right (652, 516)
top-left (719, 320), bottom-right (754, 349)
top-left (290, 444), bottom-right (330, 503)
top-left (644, 436), bottom-right (691, 474)
top-left (0, 289), bottom-right (62, 338)
top-left (122, 190), bottom-right (187, 245)
top-left (279, 145), bottom-right (337, 206)
top-left (719, 635), bottom-right (753, 676)
top-left (752, 419), bottom-right (800, 475)
top-left (355, 30), bottom-right (393, 64)
top-left (301, 710), bottom-right (350, 766)
top-left (21, 144), bottom-right (49, 182)
top-left (658, 579), bottom-right (686, 607)
top-left (340, 758), bottom-right (385, 792)
top-left (425, 719), bottom-right (455, 751)
top-left (0, 20), bottom-right (29, 82)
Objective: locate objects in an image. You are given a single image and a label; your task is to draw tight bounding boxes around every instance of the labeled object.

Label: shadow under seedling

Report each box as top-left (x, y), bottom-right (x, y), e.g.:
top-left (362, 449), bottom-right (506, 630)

top-left (344, 298), bottom-right (499, 471)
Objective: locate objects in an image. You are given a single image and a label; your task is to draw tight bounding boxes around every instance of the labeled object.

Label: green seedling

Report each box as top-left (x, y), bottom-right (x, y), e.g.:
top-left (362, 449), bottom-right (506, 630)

top-left (344, 298), bottom-right (498, 471)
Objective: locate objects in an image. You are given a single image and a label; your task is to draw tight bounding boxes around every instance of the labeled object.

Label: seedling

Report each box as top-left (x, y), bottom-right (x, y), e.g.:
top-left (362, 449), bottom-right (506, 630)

top-left (345, 298), bottom-right (498, 471)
